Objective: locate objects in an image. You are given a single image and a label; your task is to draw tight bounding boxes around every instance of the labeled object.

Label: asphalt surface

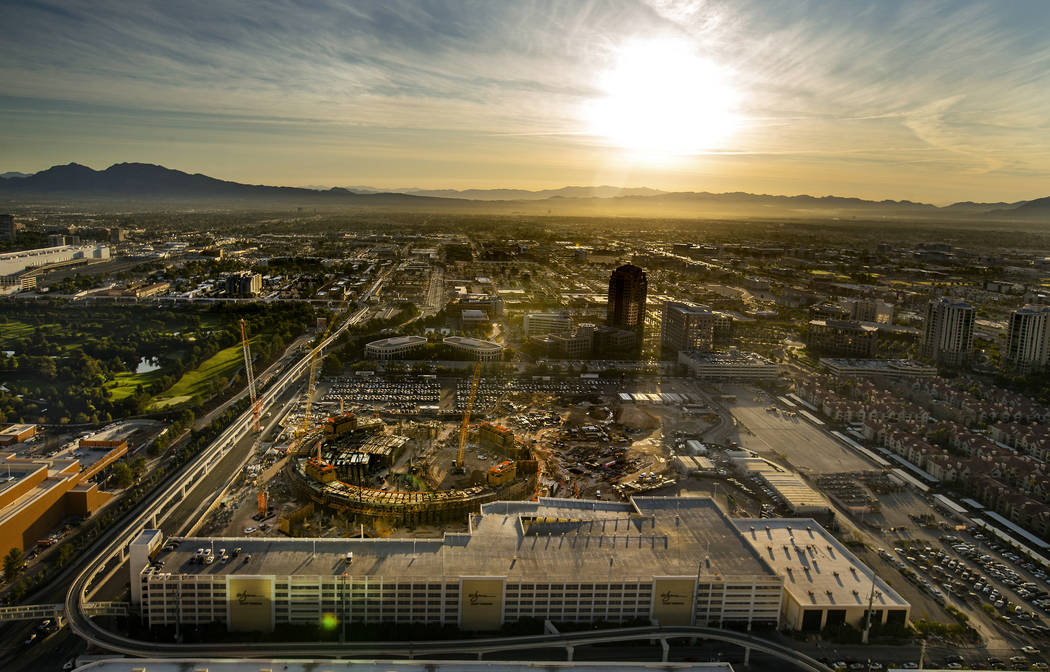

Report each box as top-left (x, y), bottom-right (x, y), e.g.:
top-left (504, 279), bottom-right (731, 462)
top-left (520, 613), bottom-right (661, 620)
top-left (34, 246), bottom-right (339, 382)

top-left (724, 388), bottom-right (872, 474)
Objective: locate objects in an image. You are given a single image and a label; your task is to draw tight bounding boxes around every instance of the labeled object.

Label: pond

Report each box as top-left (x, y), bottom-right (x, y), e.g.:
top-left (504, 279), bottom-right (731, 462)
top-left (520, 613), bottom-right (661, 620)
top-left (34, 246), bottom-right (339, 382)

top-left (135, 357), bottom-right (163, 374)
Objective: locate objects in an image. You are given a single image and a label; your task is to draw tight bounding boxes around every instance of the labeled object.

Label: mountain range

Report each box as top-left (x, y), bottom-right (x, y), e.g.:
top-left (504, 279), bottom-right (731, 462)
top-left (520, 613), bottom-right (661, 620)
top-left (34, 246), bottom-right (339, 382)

top-left (1, 162), bottom-right (1047, 221)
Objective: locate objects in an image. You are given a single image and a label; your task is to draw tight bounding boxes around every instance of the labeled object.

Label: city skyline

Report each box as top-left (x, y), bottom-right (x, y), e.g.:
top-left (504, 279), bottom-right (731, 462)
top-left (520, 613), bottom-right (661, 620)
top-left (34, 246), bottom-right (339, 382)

top-left (2, 1), bottom-right (1050, 204)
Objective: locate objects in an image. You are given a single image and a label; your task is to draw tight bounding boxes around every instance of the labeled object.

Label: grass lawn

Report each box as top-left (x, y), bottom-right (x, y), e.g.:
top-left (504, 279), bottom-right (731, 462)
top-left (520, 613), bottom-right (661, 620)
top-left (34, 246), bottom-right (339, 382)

top-left (0, 320), bottom-right (40, 344)
top-left (147, 339), bottom-right (252, 410)
top-left (105, 368), bottom-right (169, 401)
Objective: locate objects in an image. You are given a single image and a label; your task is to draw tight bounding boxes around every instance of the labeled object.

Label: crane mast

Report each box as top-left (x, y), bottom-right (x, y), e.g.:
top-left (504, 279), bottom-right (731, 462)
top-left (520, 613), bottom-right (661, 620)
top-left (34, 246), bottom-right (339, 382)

top-left (456, 362), bottom-right (482, 471)
top-left (240, 319), bottom-right (261, 433)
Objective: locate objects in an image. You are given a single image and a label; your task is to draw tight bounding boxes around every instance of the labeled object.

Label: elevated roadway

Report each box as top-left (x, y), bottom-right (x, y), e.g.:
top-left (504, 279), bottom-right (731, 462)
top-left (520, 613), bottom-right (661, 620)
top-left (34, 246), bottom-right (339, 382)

top-left (63, 306), bottom-right (367, 645)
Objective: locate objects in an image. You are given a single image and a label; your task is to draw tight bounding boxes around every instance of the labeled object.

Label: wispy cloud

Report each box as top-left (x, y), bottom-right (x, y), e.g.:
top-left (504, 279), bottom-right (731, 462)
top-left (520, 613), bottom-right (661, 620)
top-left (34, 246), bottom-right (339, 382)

top-left (0, 0), bottom-right (1047, 200)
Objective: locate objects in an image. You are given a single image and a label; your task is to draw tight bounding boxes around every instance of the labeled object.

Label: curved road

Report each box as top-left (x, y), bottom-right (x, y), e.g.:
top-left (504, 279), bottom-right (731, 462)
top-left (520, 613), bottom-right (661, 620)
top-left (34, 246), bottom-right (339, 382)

top-left (62, 287), bottom-right (827, 672)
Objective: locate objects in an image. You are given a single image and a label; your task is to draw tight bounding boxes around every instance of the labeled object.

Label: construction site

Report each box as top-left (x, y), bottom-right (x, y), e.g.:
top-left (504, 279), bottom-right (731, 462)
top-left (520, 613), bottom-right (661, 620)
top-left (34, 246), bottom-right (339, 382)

top-left (201, 318), bottom-right (725, 538)
top-left (283, 362), bottom-right (540, 531)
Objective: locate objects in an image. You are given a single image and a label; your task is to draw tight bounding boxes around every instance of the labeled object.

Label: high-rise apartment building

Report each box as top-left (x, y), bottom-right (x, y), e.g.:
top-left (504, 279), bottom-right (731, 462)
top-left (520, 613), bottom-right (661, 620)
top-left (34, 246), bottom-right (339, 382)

top-left (921, 298), bottom-right (974, 367)
top-left (225, 271), bottom-right (262, 298)
top-left (607, 264), bottom-right (647, 333)
top-left (1004, 305), bottom-right (1050, 375)
top-left (0, 214), bottom-right (21, 239)
top-left (661, 301), bottom-right (716, 356)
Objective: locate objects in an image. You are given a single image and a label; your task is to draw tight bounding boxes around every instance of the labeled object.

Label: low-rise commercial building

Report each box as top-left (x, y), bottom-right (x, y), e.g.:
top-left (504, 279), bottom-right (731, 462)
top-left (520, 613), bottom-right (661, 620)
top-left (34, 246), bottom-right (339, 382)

top-left (806, 319), bottom-right (878, 358)
top-left (0, 443), bottom-right (125, 557)
top-left (364, 335), bottom-right (428, 360)
top-left (443, 336), bottom-right (503, 361)
top-left (0, 424), bottom-right (37, 446)
top-left (0, 244), bottom-right (110, 276)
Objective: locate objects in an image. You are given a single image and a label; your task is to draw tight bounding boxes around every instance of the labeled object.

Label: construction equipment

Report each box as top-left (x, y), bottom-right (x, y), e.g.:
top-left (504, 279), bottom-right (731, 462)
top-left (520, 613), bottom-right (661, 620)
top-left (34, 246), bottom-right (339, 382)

top-left (295, 290), bottom-right (356, 446)
top-left (240, 319), bottom-right (262, 433)
top-left (299, 347), bottom-right (321, 439)
top-left (455, 362), bottom-right (482, 472)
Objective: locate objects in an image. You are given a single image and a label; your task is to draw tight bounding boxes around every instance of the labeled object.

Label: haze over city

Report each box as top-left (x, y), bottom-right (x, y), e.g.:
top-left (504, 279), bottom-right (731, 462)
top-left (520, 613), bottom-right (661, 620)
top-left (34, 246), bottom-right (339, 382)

top-left (2, 0), bottom-right (1050, 203)
top-left (3, 3), bottom-right (1050, 672)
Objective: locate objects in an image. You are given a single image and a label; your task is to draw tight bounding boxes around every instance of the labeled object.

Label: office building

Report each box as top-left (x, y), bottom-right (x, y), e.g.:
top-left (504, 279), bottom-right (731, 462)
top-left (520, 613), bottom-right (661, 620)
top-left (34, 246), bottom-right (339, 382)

top-left (225, 271), bottom-right (262, 298)
top-left (921, 298), bottom-right (974, 367)
top-left (1003, 304), bottom-right (1050, 375)
top-left (442, 336), bottom-right (503, 361)
top-left (593, 324), bottom-right (638, 356)
top-left (805, 320), bottom-right (878, 358)
top-left (535, 324), bottom-right (595, 359)
top-left (364, 335), bottom-right (428, 360)
top-left (460, 309), bottom-right (489, 330)
top-left (661, 301), bottom-right (716, 356)
top-left (523, 311), bottom-right (574, 339)
top-left (846, 298), bottom-right (893, 324)
top-left (607, 264), bottom-right (647, 333)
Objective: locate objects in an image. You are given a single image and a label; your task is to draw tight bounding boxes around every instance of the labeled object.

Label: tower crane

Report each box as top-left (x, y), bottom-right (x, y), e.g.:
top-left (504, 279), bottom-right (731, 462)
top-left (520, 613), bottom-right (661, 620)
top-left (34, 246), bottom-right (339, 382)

top-left (455, 362), bottom-right (482, 472)
top-left (240, 319), bottom-right (262, 433)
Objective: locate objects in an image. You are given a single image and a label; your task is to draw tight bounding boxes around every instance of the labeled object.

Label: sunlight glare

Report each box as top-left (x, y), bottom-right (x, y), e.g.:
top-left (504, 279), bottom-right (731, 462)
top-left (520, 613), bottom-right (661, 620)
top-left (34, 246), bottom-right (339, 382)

top-left (588, 38), bottom-right (740, 156)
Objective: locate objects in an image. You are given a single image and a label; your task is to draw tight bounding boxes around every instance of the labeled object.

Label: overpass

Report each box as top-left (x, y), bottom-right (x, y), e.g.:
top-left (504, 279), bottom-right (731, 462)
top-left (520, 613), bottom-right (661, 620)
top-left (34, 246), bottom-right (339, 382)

top-left (60, 285), bottom-right (828, 672)
top-left (0, 602), bottom-right (126, 623)
top-left (61, 612), bottom-right (832, 671)
top-left (62, 304), bottom-right (367, 645)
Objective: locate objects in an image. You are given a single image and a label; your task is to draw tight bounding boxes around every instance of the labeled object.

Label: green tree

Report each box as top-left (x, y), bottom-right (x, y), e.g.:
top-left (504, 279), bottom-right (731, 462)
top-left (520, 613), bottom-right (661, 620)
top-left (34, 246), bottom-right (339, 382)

top-left (112, 462), bottom-right (134, 489)
top-left (3, 547), bottom-right (24, 583)
top-left (130, 455), bottom-right (148, 479)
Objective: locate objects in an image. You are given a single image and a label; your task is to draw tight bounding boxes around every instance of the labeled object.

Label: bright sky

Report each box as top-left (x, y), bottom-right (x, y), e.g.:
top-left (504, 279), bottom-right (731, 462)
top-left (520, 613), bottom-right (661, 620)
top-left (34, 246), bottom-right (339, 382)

top-left (1, 0), bottom-right (1048, 204)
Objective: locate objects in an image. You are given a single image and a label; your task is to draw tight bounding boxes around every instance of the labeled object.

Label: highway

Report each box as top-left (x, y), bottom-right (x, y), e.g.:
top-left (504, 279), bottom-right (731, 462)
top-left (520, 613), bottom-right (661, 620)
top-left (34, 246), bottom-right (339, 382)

top-left (52, 275), bottom-right (829, 670)
top-left (62, 303), bottom-right (369, 653)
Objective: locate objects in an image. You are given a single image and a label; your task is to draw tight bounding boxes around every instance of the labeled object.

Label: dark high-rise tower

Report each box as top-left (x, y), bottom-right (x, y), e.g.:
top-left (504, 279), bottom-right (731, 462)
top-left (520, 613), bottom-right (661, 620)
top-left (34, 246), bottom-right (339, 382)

top-left (607, 264), bottom-right (647, 332)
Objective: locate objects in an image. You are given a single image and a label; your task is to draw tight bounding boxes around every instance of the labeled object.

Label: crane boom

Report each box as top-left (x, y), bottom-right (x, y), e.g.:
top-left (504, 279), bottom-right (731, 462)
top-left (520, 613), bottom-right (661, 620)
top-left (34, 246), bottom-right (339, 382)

top-left (456, 362), bottom-right (482, 469)
top-left (240, 319), bottom-right (261, 432)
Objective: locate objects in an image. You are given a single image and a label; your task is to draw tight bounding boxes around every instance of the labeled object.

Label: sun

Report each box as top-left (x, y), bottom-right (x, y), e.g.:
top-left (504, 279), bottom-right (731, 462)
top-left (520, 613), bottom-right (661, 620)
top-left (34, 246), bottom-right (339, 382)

top-left (587, 38), bottom-right (740, 156)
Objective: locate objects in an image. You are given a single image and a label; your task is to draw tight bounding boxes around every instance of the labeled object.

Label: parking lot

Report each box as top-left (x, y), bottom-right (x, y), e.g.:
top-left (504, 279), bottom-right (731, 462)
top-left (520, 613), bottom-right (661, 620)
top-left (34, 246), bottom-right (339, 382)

top-left (723, 385), bottom-right (873, 474)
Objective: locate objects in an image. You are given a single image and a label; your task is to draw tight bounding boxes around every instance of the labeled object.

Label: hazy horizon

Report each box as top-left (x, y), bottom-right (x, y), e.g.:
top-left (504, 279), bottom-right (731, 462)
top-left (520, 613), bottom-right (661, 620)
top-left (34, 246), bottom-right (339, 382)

top-left (2, 1), bottom-right (1049, 205)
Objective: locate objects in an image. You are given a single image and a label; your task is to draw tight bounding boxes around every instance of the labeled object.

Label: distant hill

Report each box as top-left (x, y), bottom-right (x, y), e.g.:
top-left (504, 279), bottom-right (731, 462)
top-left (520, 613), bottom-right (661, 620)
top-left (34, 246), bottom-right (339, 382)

top-left (1, 162), bottom-right (1046, 221)
top-left (0, 162), bottom-right (462, 207)
top-left (987, 196), bottom-right (1050, 220)
top-left (0, 171), bottom-right (30, 179)
top-left (397, 186), bottom-right (667, 200)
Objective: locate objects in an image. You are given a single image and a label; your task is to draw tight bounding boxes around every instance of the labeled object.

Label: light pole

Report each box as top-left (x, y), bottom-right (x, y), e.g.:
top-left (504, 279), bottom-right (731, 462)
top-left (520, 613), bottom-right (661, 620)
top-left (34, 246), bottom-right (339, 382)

top-left (340, 572), bottom-right (347, 643)
top-left (861, 571), bottom-right (880, 645)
